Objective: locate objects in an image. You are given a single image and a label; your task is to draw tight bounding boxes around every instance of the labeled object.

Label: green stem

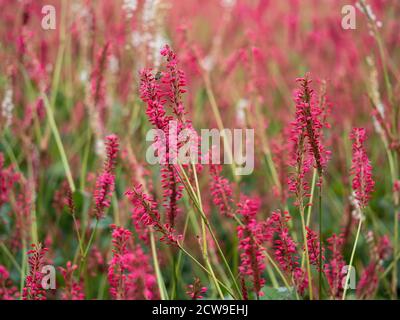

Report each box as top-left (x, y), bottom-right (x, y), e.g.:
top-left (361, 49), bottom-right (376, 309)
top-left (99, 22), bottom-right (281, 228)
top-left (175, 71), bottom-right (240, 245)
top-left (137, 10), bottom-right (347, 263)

top-left (0, 243), bottom-right (22, 273)
top-left (42, 94), bottom-right (76, 192)
top-left (300, 203), bottom-right (314, 300)
top-left (19, 239), bottom-right (27, 299)
top-left (306, 169), bottom-right (317, 226)
top-left (342, 217), bottom-right (363, 300)
top-left (150, 231), bottom-right (169, 300)
top-left (192, 163), bottom-right (224, 299)
top-left (80, 128), bottom-right (92, 191)
top-left (177, 244), bottom-right (236, 298)
top-left (301, 168), bottom-right (317, 271)
top-left (176, 163), bottom-right (242, 298)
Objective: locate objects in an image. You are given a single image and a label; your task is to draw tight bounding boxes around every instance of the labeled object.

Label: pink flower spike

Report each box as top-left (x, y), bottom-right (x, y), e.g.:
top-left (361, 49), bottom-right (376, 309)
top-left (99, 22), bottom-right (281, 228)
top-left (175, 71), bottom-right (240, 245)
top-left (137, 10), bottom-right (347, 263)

top-left (350, 128), bottom-right (374, 209)
top-left (237, 196), bottom-right (265, 298)
top-left (93, 134), bottom-right (119, 219)
top-left (23, 243), bottom-right (48, 300)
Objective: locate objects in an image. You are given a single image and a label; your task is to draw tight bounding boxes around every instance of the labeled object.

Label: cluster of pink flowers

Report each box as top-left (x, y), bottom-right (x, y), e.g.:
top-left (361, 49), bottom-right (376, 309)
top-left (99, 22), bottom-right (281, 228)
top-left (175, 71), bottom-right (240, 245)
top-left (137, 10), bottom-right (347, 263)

top-left (0, 153), bottom-right (20, 206)
top-left (90, 43), bottom-right (110, 123)
top-left (323, 234), bottom-right (346, 299)
top-left (161, 165), bottom-right (183, 228)
top-left (306, 227), bottom-right (325, 270)
top-left (186, 278), bottom-right (207, 300)
top-left (108, 225), bottom-right (157, 300)
top-left (125, 184), bottom-right (182, 245)
top-left (108, 225), bottom-right (131, 299)
top-left (58, 262), bottom-right (85, 300)
top-left (139, 46), bottom-right (190, 228)
top-left (350, 128), bottom-right (375, 209)
top-left (267, 211), bottom-right (307, 294)
top-left (237, 197), bottom-right (265, 298)
top-left (209, 164), bottom-right (234, 218)
top-left (12, 181), bottom-right (33, 249)
top-left (271, 140), bottom-right (290, 205)
top-left (0, 265), bottom-right (19, 300)
top-left (93, 134), bottom-right (119, 219)
top-left (357, 235), bottom-right (392, 299)
top-left (15, 3), bottom-right (49, 92)
top-left (356, 262), bottom-right (378, 300)
top-left (139, 69), bottom-right (170, 131)
top-left (288, 75), bottom-right (330, 202)
top-left (23, 243), bottom-right (48, 300)
top-left (160, 44), bottom-right (188, 118)
top-left (87, 245), bottom-right (106, 278)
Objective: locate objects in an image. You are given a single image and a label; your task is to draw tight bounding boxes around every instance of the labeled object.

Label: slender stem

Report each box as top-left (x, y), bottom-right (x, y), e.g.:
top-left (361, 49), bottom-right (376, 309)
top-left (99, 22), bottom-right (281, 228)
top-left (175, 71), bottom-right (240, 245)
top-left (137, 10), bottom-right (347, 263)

top-left (71, 213), bottom-right (84, 256)
top-left (301, 168), bottom-right (317, 271)
top-left (185, 196), bottom-right (231, 291)
top-left (342, 218), bottom-right (363, 300)
top-left (83, 220), bottom-right (98, 258)
top-left (202, 73), bottom-right (239, 182)
top-left (264, 250), bottom-right (292, 291)
top-left (306, 169), bottom-right (317, 226)
top-left (170, 211), bottom-right (190, 299)
top-left (300, 203), bottom-right (314, 300)
top-left (192, 163), bottom-right (224, 299)
top-left (19, 238), bottom-right (27, 299)
top-left (80, 129), bottom-right (92, 191)
top-left (0, 243), bottom-right (22, 273)
top-left (176, 163), bottom-right (242, 298)
top-left (177, 244), bottom-right (236, 298)
top-left (150, 231), bottom-right (169, 300)
top-left (79, 219), bottom-right (99, 278)
top-left (42, 94), bottom-right (76, 192)
top-left (381, 249), bottom-right (400, 279)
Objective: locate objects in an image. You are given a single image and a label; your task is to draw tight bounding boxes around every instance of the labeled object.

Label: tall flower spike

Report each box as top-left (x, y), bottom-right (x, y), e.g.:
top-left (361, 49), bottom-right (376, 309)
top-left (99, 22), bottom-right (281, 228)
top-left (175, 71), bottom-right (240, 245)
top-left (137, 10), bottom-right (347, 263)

top-left (58, 262), bottom-right (85, 300)
top-left (324, 234), bottom-right (346, 299)
top-left (269, 211), bottom-right (300, 273)
top-left (289, 75), bottom-right (330, 200)
top-left (161, 164), bottom-right (184, 228)
top-left (210, 164), bottom-right (234, 218)
top-left (160, 44), bottom-right (187, 119)
top-left (123, 244), bottom-right (158, 300)
top-left (23, 243), bottom-right (48, 300)
top-left (267, 211), bottom-right (308, 294)
top-left (93, 134), bottom-right (119, 219)
top-left (237, 197), bottom-right (265, 298)
top-left (104, 134), bottom-right (119, 173)
top-left (139, 68), bottom-right (169, 131)
top-left (108, 225), bottom-right (132, 299)
top-left (306, 227), bottom-right (325, 270)
top-left (90, 42), bottom-right (110, 120)
top-left (139, 46), bottom-right (197, 228)
top-left (108, 225), bottom-right (158, 300)
top-left (350, 128), bottom-right (374, 209)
